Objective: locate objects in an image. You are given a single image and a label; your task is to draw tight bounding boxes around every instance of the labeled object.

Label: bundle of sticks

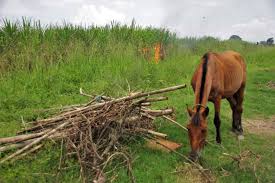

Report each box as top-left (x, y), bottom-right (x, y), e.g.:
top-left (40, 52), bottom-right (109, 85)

top-left (0, 84), bottom-right (186, 183)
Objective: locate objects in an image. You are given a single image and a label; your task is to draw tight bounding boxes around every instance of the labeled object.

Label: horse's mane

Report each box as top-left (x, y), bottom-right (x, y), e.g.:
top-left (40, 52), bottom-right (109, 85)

top-left (199, 53), bottom-right (209, 105)
top-left (192, 112), bottom-right (201, 126)
top-left (192, 53), bottom-right (209, 126)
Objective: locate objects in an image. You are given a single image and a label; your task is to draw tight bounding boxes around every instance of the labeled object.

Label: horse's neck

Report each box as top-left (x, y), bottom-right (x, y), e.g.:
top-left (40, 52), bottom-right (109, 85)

top-left (194, 65), bottom-right (213, 107)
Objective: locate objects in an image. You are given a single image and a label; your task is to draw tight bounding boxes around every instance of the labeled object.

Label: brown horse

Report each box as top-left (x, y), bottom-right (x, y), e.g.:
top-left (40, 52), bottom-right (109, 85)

top-left (187, 50), bottom-right (246, 161)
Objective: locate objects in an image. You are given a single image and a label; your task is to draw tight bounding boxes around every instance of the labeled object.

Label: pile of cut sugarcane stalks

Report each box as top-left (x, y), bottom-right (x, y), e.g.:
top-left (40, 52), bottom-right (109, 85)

top-left (0, 84), bottom-right (186, 183)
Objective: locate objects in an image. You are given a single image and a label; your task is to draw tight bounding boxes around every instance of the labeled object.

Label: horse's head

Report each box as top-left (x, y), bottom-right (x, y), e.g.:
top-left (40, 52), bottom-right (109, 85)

top-left (186, 105), bottom-right (209, 161)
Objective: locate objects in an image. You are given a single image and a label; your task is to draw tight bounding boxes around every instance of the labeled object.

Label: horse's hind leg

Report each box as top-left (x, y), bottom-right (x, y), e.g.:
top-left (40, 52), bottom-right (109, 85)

top-left (227, 96), bottom-right (238, 132)
top-left (232, 84), bottom-right (245, 135)
top-left (214, 96), bottom-right (222, 143)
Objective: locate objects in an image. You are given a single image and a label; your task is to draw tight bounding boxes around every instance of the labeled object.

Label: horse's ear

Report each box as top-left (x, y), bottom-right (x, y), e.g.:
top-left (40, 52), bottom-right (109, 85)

top-left (202, 107), bottom-right (209, 117)
top-left (186, 104), bottom-right (193, 117)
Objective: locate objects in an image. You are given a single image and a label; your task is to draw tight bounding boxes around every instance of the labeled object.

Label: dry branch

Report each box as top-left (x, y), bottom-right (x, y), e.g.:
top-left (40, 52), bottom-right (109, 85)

top-left (142, 108), bottom-right (173, 117)
top-left (162, 115), bottom-right (188, 131)
top-left (140, 102), bottom-right (151, 106)
top-left (1, 120), bottom-right (71, 163)
top-left (143, 96), bottom-right (168, 102)
top-left (0, 139), bottom-right (34, 152)
top-left (12, 144), bottom-right (43, 162)
top-left (135, 128), bottom-right (168, 138)
top-left (0, 131), bottom-right (48, 145)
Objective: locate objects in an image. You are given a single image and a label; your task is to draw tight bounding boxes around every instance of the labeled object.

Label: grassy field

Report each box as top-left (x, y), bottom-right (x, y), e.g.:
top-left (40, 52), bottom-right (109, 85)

top-left (0, 19), bottom-right (275, 182)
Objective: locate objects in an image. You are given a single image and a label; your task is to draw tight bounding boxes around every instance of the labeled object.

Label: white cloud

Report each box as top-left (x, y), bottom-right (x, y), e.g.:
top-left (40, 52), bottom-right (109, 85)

top-left (111, 0), bottom-right (135, 9)
top-left (72, 4), bottom-right (126, 26)
top-left (231, 18), bottom-right (275, 41)
top-left (192, 1), bottom-right (220, 7)
top-left (0, 0), bottom-right (35, 17)
top-left (63, 0), bottom-right (84, 3)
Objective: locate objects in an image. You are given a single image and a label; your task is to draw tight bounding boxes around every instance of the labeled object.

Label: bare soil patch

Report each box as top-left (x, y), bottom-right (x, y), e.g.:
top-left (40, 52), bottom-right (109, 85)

top-left (243, 117), bottom-right (275, 136)
top-left (266, 81), bottom-right (275, 89)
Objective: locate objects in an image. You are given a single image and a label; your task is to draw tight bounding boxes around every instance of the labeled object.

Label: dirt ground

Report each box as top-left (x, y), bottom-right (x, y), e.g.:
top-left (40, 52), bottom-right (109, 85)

top-left (266, 81), bottom-right (275, 89)
top-left (243, 116), bottom-right (275, 136)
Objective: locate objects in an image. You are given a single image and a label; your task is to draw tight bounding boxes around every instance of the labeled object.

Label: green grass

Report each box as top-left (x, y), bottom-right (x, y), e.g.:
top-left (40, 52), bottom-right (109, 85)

top-left (0, 19), bottom-right (275, 183)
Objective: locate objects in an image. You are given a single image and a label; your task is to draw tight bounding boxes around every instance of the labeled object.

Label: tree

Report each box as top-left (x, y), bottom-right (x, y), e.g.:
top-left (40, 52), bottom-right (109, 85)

top-left (266, 37), bottom-right (274, 45)
top-left (260, 41), bottom-right (266, 45)
top-left (229, 35), bottom-right (242, 41)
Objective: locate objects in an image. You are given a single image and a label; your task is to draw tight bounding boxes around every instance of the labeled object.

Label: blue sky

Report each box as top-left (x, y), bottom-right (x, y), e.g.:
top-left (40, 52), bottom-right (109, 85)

top-left (1, 0), bottom-right (275, 42)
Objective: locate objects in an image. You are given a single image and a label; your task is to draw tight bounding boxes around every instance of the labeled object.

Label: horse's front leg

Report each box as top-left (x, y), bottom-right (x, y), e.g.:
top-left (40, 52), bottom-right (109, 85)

top-left (214, 96), bottom-right (222, 144)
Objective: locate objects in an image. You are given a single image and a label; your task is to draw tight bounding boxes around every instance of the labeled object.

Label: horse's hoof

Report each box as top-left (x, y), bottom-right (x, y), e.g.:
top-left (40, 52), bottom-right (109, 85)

top-left (231, 128), bottom-right (243, 135)
top-left (238, 135), bottom-right (244, 140)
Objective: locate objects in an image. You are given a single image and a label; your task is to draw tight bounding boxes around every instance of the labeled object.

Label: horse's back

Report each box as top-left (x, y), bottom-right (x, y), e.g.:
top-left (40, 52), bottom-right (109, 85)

top-left (215, 51), bottom-right (246, 96)
top-left (216, 50), bottom-right (246, 82)
top-left (218, 51), bottom-right (246, 68)
top-left (191, 50), bottom-right (246, 96)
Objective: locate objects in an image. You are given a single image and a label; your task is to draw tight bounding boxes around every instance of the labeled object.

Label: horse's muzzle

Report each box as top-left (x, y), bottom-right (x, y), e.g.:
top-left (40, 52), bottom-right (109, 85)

top-left (189, 150), bottom-right (199, 162)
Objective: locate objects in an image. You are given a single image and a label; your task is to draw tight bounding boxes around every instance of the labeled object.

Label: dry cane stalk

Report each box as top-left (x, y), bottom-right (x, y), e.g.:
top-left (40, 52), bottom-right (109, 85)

top-left (41, 84), bottom-right (186, 122)
top-left (133, 96), bottom-right (168, 105)
top-left (142, 108), bottom-right (173, 117)
top-left (162, 115), bottom-right (188, 131)
top-left (144, 96), bottom-right (168, 102)
top-left (140, 102), bottom-right (151, 106)
top-left (11, 144), bottom-right (43, 162)
top-left (0, 130), bottom-right (49, 144)
top-left (0, 139), bottom-right (35, 152)
top-left (135, 128), bottom-right (168, 138)
top-left (0, 120), bottom-right (72, 164)
top-left (0, 132), bottom-right (67, 153)
top-left (20, 85), bottom-right (185, 133)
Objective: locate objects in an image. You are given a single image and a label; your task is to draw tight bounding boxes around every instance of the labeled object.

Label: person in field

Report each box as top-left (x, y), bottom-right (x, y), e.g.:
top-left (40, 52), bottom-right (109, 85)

top-left (186, 51), bottom-right (246, 161)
